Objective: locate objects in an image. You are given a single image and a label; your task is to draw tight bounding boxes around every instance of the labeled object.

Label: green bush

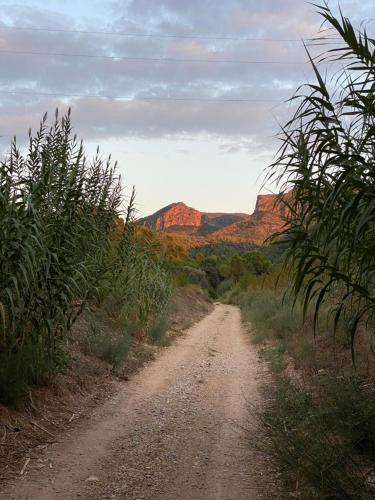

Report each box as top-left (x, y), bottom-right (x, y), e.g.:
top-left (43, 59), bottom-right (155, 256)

top-left (174, 271), bottom-right (190, 287)
top-left (148, 315), bottom-right (168, 344)
top-left (89, 331), bottom-right (132, 368)
top-left (259, 377), bottom-right (375, 499)
top-left (216, 278), bottom-right (234, 297)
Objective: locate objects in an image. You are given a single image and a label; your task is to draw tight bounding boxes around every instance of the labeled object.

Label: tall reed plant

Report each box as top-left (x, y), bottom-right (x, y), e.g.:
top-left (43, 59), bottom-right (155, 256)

top-left (0, 110), bottom-right (121, 401)
top-left (268, 5), bottom-right (375, 356)
top-left (99, 193), bottom-right (172, 338)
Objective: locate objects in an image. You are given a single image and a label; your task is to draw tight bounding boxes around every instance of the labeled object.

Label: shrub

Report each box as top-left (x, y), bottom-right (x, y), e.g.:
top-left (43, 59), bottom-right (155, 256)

top-left (148, 315), bottom-right (168, 344)
top-left (216, 278), bottom-right (234, 297)
top-left (258, 377), bottom-right (375, 499)
top-left (89, 330), bottom-right (132, 368)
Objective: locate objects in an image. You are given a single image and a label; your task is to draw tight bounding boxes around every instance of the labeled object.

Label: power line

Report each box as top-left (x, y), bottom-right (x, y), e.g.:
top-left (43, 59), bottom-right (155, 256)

top-left (0, 25), bottom-right (342, 43)
top-left (0, 89), bottom-right (283, 102)
top-left (0, 48), bottom-right (307, 65)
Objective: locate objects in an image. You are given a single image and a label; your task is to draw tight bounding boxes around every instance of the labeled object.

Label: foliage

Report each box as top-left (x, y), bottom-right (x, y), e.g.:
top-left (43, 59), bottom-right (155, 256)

top-left (258, 377), bottom-right (375, 499)
top-left (193, 250), bottom-right (272, 298)
top-left (88, 328), bottom-right (132, 368)
top-left (229, 264), bottom-right (304, 341)
top-left (148, 315), bottom-right (168, 344)
top-left (215, 278), bottom-right (234, 297)
top-left (200, 256), bottom-right (226, 296)
top-left (133, 226), bottom-right (275, 299)
top-left (134, 226), bottom-right (191, 265)
top-left (0, 111), bottom-right (172, 402)
top-left (0, 111), bottom-right (121, 401)
top-left (173, 265), bottom-right (209, 289)
top-left (234, 268), bottom-right (375, 498)
top-left (191, 242), bottom-right (259, 258)
top-left (243, 251), bottom-right (272, 275)
top-left (100, 231), bottom-right (172, 338)
top-left (229, 251), bottom-right (271, 281)
top-left (267, 5), bottom-right (375, 355)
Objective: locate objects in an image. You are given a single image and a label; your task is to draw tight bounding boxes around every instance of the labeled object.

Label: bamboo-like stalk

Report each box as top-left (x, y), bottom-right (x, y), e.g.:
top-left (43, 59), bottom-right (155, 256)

top-left (0, 110), bottom-right (171, 402)
top-left (267, 4), bottom-right (375, 358)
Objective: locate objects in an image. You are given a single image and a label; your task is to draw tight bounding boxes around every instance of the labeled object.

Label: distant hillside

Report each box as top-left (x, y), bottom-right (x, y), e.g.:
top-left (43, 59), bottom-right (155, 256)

top-left (137, 195), bottom-right (288, 245)
top-left (212, 194), bottom-right (290, 243)
top-left (138, 202), bottom-right (249, 236)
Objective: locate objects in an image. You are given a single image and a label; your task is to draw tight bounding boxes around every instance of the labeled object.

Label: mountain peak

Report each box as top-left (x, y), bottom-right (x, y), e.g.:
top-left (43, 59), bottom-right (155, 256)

top-left (166, 201), bottom-right (188, 208)
top-left (139, 202), bottom-right (202, 233)
top-left (138, 193), bottom-right (288, 244)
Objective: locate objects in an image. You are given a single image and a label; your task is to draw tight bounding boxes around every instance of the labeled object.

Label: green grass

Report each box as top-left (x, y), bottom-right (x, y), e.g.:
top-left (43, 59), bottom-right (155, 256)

top-left (87, 319), bottom-right (132, 369)
top-left (258, 376), bottom-right (375, 499)
top-left (235, 282), bottom-right (375, 498)
top-left (228, 260), bottom-right (375, 498)
top-left (259, 345), bottom-right (287, 373)
top-left (90, 334), bottom-right (132, 368)
top-left (148, 315), bottom-right (168, 344)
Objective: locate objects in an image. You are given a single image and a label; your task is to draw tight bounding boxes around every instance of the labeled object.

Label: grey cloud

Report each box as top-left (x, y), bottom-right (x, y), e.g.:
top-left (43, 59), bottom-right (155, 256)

top-left (113, 0), bottom-right (319, 37)
top-left (0, 93), bottom-right (288, 146)
top-left (0, 0), bottom-right (372, 148)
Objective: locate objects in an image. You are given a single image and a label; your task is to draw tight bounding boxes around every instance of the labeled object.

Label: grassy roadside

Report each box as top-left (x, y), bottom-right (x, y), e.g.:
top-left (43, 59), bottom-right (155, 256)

top-left (231, 282), bottom-right (375, 499)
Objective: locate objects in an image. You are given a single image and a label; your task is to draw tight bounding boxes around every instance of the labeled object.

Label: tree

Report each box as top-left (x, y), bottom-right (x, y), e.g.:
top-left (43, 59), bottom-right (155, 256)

top-left (243, 251), bottom-right (271, 275)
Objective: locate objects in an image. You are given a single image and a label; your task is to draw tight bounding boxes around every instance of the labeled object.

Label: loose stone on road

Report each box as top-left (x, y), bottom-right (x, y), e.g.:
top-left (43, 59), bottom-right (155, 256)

top-left (1, 304), bottom-right (281, 500)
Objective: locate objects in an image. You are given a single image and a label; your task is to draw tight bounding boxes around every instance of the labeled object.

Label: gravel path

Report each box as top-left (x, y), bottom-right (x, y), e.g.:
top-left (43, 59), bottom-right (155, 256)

top-left (1, 304), bottom-right (281, 500)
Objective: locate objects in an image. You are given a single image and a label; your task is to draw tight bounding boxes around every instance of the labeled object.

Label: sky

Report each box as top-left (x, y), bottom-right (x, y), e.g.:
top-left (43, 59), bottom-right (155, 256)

top-left (0, 0), bottom-right (373, 216)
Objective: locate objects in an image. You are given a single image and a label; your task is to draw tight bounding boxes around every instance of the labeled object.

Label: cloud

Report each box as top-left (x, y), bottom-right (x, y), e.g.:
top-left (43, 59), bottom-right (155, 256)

top-left (0, 0), bottom-right (372, 149)
top-left (0, 93), bottom-right (285, 143)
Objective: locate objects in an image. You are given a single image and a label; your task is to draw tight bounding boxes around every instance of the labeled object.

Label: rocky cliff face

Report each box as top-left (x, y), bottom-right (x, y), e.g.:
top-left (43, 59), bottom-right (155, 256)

top-left (138, 202), bottom-right (248, 235)
top-left (214, 194), bottom-right (289, 244)
top-left (138, 194), bottom-right (288, 245)
top-left (254, 193), bottom-right (290, 219)
top-left (140, 202), bottom-right (202, 233)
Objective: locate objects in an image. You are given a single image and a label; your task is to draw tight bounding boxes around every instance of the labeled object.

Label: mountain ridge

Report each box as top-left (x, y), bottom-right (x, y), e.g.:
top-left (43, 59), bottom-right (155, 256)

top-left (137, 195), bottom-right (287, 245)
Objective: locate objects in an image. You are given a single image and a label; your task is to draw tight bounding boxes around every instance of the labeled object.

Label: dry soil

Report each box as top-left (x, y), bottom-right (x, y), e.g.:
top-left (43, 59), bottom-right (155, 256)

top-left (0, 304), bottom-right (281, 500)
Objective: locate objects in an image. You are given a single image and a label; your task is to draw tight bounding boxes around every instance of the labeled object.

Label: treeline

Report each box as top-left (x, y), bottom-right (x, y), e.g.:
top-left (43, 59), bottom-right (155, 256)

top-left (0, 112), bottom-right (171, 402)
top-left (168, 248), bottom-right (273, 299)
top-left (191, 242), bottom-right (259, 258)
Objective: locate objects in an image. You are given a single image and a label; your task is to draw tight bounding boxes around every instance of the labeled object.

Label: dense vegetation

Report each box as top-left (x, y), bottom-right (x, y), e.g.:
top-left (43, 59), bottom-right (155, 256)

top-left (0, 111), bottom-right (172, 402)
top-left (1, 4), bottom-right (374, 497)
top-left (171, 248), bottom-right (273, 298)
top-left (232, 266), bottom-right (375, 499)
top-left (268, 4), bottom-right (375, 356)
top-left (225, 5), bottom-right (375, 498)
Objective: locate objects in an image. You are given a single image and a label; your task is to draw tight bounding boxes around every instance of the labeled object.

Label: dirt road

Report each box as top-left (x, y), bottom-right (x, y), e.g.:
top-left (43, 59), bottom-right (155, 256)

top-left (1, 304), bottom-right (281, 500)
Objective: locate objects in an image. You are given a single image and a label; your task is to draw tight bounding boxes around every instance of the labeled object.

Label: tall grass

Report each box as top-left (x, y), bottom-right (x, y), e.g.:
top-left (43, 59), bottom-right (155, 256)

top-left (233, 272), bottom-right (375, 498)
top-left (0, 111), bottom-right (171, 402)
top-left (258, 377), bottom-right (375, 499)
top-left (267, 5), bottom-right (375, 355)
top-left (98, 198), bottom-right (172, 338)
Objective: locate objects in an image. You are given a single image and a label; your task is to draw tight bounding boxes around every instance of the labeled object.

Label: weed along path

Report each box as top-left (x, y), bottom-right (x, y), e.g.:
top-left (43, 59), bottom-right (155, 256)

top-left (1, 304), bottom-right (281, 500)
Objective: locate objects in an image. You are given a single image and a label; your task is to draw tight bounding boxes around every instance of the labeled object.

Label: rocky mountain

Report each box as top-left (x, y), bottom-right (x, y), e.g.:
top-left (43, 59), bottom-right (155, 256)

top-left (138, 194), bottom-right (288, 245)
top-left (138, 202), bottom-right (249, 236)
top-left (212, 194), bottom-right (289, 243)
